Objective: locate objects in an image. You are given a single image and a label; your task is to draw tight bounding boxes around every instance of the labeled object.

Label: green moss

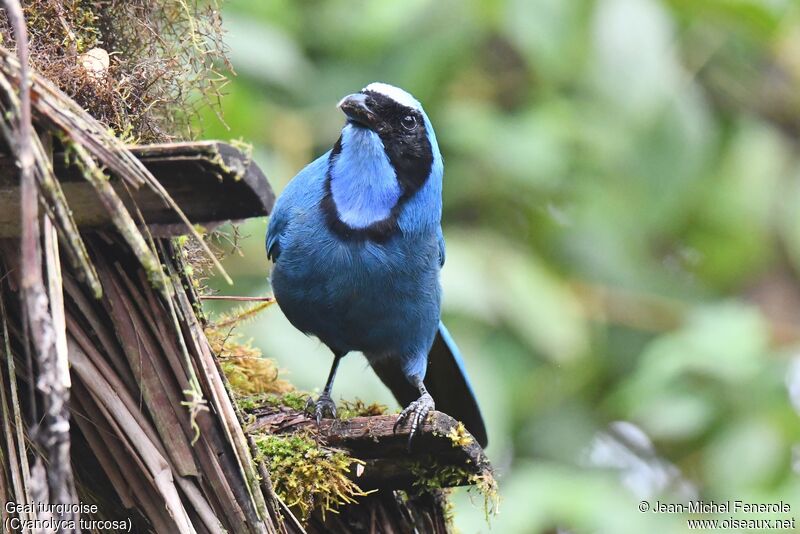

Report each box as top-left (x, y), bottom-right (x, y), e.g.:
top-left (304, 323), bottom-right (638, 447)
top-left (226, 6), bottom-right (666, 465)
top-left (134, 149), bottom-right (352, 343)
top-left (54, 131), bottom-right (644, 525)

top-left (410, 460), bottom-right (472, 493)
top-left (19, 2), bottom-right (101, 54)
top-left (235, 391), bottom-right (309, 413)
top-left (236, 393), bottom-right (387, 418)
top-left (236, 395), bottom-right (261, 413)
top-left (268, 391), bottom-right (309, 411)
top-left (410, 458), bottom-right (499, 522)
top-left (468, 471), bottom-right (500, 521)
top-left (337, 398), bottom-right (388, 419)
top-left (254, 431), bottom-right (371, 520)
top-left (230, 138), bottom-right (254, 159)
top-left (206, 302), bottom-right (291, 400)
top-left (432, 421), bottom-right (473, 448)
top-left (442, 494), bottom-right (456, 528)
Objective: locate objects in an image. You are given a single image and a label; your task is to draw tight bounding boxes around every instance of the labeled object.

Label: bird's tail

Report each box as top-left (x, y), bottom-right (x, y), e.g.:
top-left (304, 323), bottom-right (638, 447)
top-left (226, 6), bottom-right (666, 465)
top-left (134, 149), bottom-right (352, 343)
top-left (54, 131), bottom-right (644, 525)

top-left (373, 322), bottom-right (488, 447)
top-left (426, 322), bottom-right (488, 447)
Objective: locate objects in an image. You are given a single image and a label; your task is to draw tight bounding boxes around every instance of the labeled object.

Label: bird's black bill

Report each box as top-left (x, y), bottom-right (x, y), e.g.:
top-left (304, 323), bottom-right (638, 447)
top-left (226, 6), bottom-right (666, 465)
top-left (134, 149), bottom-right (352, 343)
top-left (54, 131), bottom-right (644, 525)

top-left (338, 92), bottom-right (379, 129)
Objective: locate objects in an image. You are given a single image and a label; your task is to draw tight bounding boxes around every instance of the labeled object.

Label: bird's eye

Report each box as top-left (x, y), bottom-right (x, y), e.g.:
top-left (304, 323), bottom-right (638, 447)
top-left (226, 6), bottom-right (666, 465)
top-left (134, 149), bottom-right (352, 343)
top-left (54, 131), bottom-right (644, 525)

top-left (401, 115), bottom-right (417, 131)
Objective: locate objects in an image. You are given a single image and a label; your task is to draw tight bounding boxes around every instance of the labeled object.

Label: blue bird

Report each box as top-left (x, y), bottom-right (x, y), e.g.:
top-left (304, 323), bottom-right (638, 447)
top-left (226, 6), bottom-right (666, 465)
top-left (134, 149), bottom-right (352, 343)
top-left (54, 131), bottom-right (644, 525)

top-left (266, 83), bottom-right (487, 447)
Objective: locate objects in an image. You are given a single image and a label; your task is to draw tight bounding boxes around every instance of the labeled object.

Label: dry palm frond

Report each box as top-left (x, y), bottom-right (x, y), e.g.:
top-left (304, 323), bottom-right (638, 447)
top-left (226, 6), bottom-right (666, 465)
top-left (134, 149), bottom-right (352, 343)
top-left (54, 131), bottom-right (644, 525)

top-left (0, 46), bottom-right (233, 296)
top-left (0, 3), bottom-right (295, 533)
top-left (0, 1), bottom-right (79, 521)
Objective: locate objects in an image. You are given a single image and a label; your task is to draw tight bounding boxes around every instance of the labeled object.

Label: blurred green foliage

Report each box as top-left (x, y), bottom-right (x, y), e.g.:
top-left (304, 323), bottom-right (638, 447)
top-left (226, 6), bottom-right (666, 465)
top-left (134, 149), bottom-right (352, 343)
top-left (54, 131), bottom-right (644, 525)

top-left (199, 0), bottom-right (800, 531)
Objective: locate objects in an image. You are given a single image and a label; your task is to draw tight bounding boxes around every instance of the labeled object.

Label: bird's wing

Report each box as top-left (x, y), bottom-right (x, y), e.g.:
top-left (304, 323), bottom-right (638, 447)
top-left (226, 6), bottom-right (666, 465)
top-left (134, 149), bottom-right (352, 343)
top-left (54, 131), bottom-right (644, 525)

top-left (372, 322), bottom-right (488, 448)
top-left (266, 186), bottom-right (292, 261)
top-left (437, 227), bottom-right (446, 267)
top-left (266, 210), bottom-right (285, 261)
top-left (266, 152), bottom-right (331, 261)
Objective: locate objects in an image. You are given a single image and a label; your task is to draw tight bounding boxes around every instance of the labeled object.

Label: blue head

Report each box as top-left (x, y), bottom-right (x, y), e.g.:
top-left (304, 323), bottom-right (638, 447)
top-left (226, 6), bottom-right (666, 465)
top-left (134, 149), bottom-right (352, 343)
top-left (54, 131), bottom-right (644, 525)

top-left (324, 83), bottom-right (444, 240)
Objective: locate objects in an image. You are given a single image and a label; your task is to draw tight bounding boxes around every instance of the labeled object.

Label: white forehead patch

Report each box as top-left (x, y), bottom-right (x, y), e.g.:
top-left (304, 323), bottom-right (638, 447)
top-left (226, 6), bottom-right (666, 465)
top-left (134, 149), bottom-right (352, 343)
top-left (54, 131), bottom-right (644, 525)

top-left (363, 82), bottom-right (422, 111)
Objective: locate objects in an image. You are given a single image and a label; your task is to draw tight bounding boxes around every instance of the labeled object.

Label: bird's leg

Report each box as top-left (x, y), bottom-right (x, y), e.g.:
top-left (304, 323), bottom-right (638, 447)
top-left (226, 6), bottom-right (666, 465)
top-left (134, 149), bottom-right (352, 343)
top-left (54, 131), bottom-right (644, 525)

top-left (305, 353), bottom-right (343, 424)
top-left (394, 377), bottom-right (435, 450)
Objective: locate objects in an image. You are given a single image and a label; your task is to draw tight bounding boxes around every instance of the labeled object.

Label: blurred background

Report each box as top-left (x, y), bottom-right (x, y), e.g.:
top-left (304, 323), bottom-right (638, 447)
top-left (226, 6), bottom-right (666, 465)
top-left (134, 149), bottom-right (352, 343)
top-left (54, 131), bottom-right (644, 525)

top-left (199, 0), bottom-right (800, 532)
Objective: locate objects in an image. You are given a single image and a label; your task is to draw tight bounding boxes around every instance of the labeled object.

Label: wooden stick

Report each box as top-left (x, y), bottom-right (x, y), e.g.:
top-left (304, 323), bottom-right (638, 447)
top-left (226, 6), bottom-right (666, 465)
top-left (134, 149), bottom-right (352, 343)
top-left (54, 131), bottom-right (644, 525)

top-left (0, 299), bottom-right (33, 525)
top-left (251, 409), bottom-right (494, 492)
top-left (1, 0), bottom-right (79, 524)
top-left (200, 296), bottom-right (275, 302)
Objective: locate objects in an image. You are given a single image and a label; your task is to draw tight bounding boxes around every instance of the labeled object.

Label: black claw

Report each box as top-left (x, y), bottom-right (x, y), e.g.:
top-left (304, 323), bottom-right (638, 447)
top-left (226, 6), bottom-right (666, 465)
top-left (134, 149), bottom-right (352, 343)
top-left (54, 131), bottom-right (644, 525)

top-left (306, 393), bottom-right (337, 424)
top-left (394, 393), bottom-right (434, 450)
top-left (393, 412), bottom-right (406, 434)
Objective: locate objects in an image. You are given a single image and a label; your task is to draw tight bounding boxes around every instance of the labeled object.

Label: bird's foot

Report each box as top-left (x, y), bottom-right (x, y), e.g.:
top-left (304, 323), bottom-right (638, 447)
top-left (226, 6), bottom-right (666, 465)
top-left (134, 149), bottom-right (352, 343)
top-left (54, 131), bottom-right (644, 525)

top-left (305, 393), bottom-right (337, 425)
top-left (394, 393), bottom-right (435, 450)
